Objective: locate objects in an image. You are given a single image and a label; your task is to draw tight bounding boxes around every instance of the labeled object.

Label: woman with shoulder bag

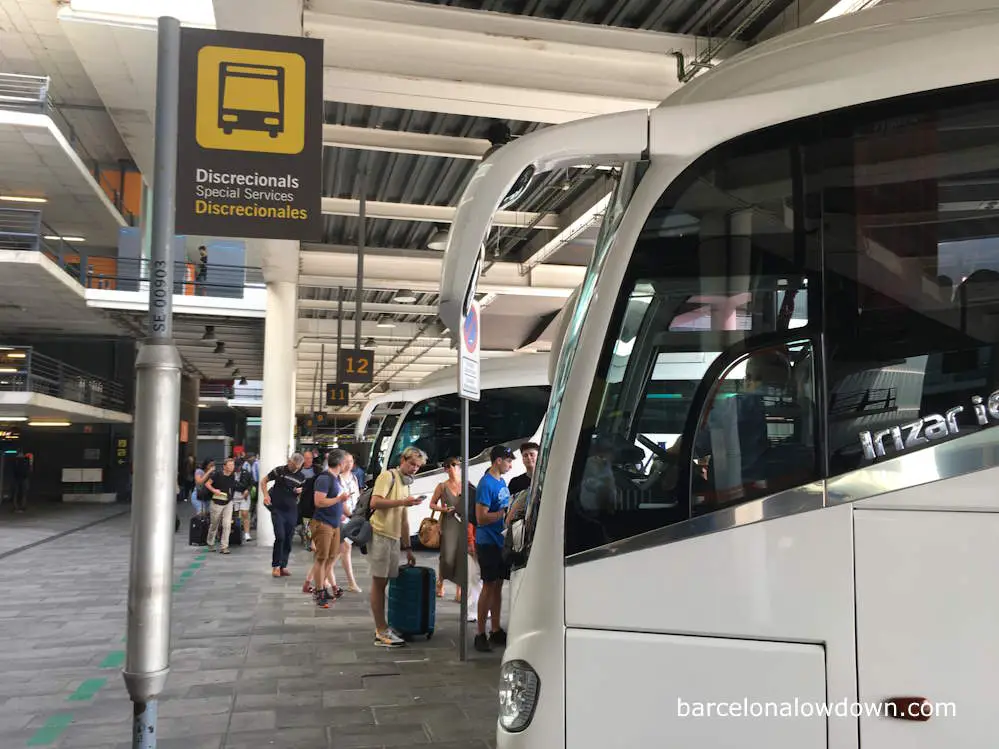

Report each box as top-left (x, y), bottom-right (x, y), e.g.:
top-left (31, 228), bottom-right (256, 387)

top-left (428, 457), bottom-right (464, 601)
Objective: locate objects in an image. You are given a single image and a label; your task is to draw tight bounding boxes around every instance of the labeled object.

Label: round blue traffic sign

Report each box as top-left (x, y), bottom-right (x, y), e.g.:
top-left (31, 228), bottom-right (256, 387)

top-left (463, 304), bottom-right (479, 354)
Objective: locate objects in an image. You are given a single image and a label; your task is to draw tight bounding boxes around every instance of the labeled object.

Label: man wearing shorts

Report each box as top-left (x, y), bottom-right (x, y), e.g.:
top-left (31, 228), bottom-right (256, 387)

top-left (368, 446), bottom-right (426, 648)
top-left (309, 449), bottom-right (351, 608)
top-left (474, 445), bottom-right (514, 652)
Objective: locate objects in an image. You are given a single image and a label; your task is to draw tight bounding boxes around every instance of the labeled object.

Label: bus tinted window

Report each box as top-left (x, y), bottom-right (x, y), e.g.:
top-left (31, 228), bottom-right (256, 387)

top-left (818, 93), bottom-right (999, 474)
top-left (566, 141), bottom-right (821, 557)
top-left (388, 386), bottom-right (551, 472)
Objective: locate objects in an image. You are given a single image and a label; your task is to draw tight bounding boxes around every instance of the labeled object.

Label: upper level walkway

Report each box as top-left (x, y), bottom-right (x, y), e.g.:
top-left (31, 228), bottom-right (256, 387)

top-left (0, 504), bottom-right (501, 748)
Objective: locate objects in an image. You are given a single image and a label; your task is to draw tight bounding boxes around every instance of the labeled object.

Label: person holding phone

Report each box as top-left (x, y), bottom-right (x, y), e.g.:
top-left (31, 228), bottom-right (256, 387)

top-left (367, 446), bottom-right (427, 648)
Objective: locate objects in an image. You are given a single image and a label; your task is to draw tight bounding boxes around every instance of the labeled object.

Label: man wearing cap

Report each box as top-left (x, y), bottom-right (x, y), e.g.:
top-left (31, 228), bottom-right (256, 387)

top-left (473, 444), bottom-right (515, 652)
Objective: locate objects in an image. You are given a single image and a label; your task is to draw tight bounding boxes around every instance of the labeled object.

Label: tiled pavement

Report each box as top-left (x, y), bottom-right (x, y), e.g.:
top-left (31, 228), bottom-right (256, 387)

top-left (0, 504), bottom-right (503, 748)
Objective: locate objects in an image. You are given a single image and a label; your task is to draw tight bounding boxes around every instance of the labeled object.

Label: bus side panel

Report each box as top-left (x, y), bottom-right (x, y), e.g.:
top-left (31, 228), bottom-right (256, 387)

top-left (854, 508), bottom-right (999, 748)
top-left (565, 630), bottom-right (826, 748)
top-left (565, 502), bottom-right (858, 749)
top-left (850, 463), bottom-right (999, 513)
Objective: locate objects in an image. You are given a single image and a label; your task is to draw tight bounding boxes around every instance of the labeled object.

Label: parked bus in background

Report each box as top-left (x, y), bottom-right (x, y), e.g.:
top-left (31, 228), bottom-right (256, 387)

top-left (439, 1), bottom-right (999, 747)
top-left (355, 354), bottom-right (551, 545)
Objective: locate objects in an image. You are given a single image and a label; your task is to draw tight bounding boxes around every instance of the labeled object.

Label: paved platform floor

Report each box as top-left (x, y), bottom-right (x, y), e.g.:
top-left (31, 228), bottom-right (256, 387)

top-left (0, 505), bottom-right (503, 748)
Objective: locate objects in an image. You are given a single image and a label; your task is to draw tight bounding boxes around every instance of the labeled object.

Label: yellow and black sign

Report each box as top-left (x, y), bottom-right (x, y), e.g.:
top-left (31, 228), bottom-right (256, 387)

top-left (325, 383), bottom-right (349, 407)
top-left (336, 349), bottom-right (375, 384)
top-left (313, 411), bottom-right (327, 426)
top-left (176, 28), bottom-right (323, 240)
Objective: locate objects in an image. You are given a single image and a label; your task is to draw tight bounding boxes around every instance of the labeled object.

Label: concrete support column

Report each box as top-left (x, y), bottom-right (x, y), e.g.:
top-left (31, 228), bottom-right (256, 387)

top-left (258, 278), bottom-right (297, 546)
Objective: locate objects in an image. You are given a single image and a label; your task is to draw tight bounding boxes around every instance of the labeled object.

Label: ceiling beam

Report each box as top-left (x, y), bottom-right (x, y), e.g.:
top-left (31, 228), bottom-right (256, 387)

top-left (298, 299), bottom-right (438, 316)
top-left (321, 197), bottom-right (559, 230)
top-left (299, 250), bottom-right (583, 298)
top-left (306, 0), bottom-right (744, 123)
top-left (517, 177), bottom-right (614, 273)
top-left (323, 124), bottom-right (489, 159)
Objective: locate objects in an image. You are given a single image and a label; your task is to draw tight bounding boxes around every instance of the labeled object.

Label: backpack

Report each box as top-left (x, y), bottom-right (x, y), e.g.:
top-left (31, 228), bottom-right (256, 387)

top-left (352, 469), bottom-right (398, 520)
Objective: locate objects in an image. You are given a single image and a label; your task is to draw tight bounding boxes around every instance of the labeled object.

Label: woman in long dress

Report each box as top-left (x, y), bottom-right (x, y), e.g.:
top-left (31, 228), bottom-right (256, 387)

top-left (429, 456), bottom-right (464, 601)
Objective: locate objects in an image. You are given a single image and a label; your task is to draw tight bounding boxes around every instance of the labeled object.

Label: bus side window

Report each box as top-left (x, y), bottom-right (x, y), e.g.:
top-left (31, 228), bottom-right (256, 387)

top-left (689, 341), bottom-right (820, 516)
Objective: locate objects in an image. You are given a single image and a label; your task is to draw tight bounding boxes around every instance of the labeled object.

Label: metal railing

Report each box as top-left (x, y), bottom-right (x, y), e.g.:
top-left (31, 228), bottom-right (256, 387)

top-left (0, 207), bottom-right (264, 298)
top-left (0, 73), bottom-right (136, 226)
top-left (0, 346), bottom-right (127, 411)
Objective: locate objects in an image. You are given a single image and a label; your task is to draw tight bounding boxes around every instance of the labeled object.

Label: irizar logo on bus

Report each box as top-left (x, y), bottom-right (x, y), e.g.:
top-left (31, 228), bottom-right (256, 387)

top-left (859, 392), bottom-right (999, 461)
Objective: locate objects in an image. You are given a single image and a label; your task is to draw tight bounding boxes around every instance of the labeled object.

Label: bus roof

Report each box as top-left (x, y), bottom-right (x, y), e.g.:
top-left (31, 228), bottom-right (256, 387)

top-left (354, 353), bottom-right (550, 439)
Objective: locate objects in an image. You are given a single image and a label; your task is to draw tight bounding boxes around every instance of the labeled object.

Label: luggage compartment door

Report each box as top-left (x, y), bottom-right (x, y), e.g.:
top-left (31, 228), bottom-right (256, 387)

top-left (855, 509), bottom-right (999, 748)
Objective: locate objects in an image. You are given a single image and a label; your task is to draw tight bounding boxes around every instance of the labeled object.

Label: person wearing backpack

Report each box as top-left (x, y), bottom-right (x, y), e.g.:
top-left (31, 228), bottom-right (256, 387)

top-left (367, 446), bottom-right (427, 648)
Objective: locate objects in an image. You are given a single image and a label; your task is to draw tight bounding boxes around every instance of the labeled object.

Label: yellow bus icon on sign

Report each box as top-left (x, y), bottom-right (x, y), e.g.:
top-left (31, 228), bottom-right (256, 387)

top-left (219, 62), bottom-right (284, 138)
top-left (196, 46), bottom-right (305, 154)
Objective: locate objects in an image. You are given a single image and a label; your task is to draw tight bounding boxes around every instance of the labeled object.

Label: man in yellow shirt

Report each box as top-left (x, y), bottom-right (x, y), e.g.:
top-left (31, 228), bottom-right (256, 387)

top-left (369, 446), bottom-right (427, 648)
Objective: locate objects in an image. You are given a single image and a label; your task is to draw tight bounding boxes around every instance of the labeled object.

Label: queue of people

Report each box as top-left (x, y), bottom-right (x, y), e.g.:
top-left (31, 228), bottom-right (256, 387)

top-left (216, 441), bottom-right (539, 653)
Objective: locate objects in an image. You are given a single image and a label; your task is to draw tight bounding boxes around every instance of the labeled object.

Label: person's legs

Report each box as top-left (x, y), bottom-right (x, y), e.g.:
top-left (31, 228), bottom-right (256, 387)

top-left (477, 581), bottom-right (496, 636)
top-left (310, 521), bottom-right (335, 606)
top-left (271, 510), bottom-right (287, 573)
top-left (279, 509), bottom-right (296, 572)
top-left (219, 501), bottom-right (233, 553)
top-left (369, 576), bottom-right (389, 630)
top-left (13, 479), bottom-right (28, 512)
top-left (207, 502), bottom-right (223, 548)
top-left (339, 540), bottom-right (360, 591)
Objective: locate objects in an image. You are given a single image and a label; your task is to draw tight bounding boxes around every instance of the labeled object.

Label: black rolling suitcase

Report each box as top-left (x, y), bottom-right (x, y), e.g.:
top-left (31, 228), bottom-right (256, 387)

top-left (189, 513), bottom-right (209, 546)
top-left (228, 516), bottom-right (243, 547)
top-left (387, 564), bottom-right (436, 640)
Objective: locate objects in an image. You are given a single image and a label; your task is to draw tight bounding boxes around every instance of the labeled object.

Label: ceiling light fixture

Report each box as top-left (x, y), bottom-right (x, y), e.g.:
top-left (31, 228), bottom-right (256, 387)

top-left (394, 289), bottom-right (418, 304)
top-left (363, 337), bottom-right (377, 347)
top-left (224, 359), bottom-right (234, 368)
top-left (202, 325), bottom-right (215, 341)
top-left (5, 352), bottom-right (26, 359)
top-left (28, 420), bottom-right (71, 427)
top-left (238, 377), bottom-right (248, 386)
top-left (231, 369), bottom-right (241, 377)
top-left (213, 342), bottom-right (225, 354)
top-left (0, 195), bottom-right (47, 204)
top-left (426, 228), bottom-right (449, 251)
top-left (43, 235), bottom-right (86, 243)
top-left (198, 403), bottom-right (208, 408)
top-left (0, 368), bottom-right (19, 374)
top-left (0, 416), bottom-right (28, 422)
top-left (376, 315), bottom-right (396, 328)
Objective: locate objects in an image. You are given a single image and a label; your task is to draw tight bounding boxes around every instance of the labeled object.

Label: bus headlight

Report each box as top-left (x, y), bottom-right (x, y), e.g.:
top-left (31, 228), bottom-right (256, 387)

top-left (498, 660), bottom-right (540, 732)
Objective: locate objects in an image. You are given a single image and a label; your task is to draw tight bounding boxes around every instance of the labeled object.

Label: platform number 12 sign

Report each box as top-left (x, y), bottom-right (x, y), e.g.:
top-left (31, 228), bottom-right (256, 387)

top-left (337, 348), bottom-right (375, 384)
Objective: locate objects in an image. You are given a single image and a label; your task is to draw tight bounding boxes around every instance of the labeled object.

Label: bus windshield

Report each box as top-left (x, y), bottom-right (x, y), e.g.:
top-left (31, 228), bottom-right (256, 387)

top-left (363, 402), bottom-right (406, 479)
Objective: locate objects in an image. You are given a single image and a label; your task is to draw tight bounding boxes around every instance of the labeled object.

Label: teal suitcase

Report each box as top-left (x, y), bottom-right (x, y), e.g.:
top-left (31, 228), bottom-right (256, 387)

top-left (387, 565), bottom-right (436, 640)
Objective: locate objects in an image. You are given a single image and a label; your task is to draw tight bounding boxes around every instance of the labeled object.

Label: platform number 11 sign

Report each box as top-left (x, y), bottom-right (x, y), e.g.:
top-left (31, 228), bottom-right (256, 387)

top-left (337, 348), bottom-right (375, 384)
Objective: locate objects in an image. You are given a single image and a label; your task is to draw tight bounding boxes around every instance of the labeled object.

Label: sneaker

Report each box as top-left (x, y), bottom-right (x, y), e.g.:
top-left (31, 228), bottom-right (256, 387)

top-left (489, 629), bottom-right (507, 647)
top-left (302, 580), bottom-right (315, 594)
top-left (314, 589), bottom-right (332, 609)
top-left (208, 544), bottom-right (218, 553)
top-left (374, 629), bottom-right (405, 648)
top-left (473, 633), bottom-right (492, 652)
top-left (332, 586), bottom-right (344, 599)
top-left (272, 568), bottom-right (282, 578)
top-left (243, 532), bottom-right (251, 542)
top-left (280, 568), bottom-right (292, 577)
top-left (220, 548), bottom-right (230, 555)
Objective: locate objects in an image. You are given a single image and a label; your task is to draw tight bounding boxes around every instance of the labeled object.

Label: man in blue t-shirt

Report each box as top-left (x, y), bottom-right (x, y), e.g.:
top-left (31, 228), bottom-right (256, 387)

top-left (474, 444), bottom-right (514, 652)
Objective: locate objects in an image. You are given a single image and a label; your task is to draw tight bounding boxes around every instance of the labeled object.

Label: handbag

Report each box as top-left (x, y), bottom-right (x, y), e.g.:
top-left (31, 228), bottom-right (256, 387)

top-left (418, 509), bottom-right (442, 549)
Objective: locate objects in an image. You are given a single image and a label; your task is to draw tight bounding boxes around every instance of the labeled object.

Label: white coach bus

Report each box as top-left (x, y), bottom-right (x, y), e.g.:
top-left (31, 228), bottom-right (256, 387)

top-left (354, 354), bottom-right (551, 540)
top-left (438, 1), bottom-right (999, 747)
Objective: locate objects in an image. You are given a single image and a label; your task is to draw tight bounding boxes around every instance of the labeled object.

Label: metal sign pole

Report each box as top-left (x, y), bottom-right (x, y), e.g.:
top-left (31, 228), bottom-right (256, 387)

top-left (458, 395), bottom-right (470, 661)
top-left (124, 15), bottom-right (183, 749)
top-left (354, 173), bottom-right (366, 351)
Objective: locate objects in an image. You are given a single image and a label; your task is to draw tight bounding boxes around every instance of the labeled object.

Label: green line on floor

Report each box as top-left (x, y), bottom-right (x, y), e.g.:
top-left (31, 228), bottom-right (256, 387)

top-left (188, 561), bottom-right (202, 569)
top-left (99, 651), bottom-right (125, 669)
top-left (180, 570), bottom-right (194, 579)
top-left (172, 583), bottom-right (182, 592)
top-left (26, 713), bottom-right (73, 746)
top-left (67, 678), bottom-right (106, 702)
top-left (195, 553), bottom-right (207, 560)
